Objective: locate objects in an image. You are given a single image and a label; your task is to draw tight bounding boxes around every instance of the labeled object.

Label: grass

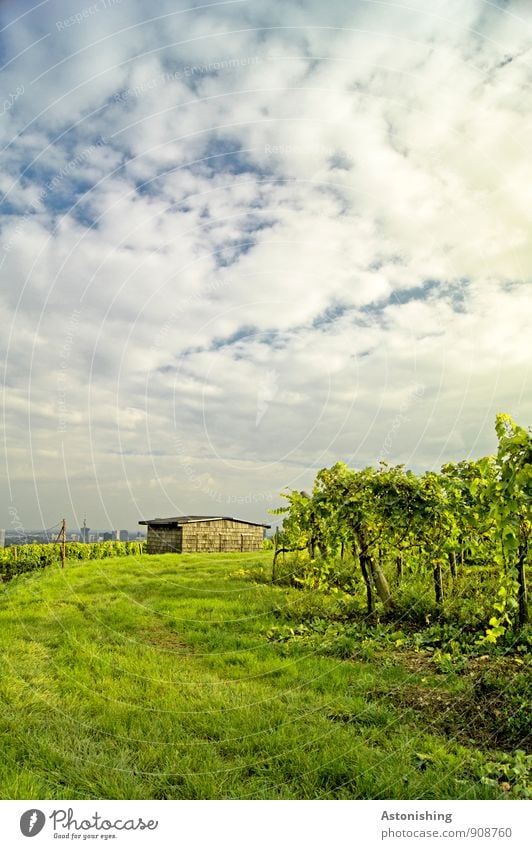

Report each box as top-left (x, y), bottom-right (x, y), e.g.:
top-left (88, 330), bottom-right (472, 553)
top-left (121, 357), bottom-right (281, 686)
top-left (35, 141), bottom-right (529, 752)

top-left (0, 552), bottom-right (525, 799)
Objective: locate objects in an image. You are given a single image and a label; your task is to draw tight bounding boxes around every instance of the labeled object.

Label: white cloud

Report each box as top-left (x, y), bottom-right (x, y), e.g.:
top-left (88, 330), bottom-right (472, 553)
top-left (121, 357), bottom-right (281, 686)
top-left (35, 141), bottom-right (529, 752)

top-left (1, 0), bottom-right (531, 529)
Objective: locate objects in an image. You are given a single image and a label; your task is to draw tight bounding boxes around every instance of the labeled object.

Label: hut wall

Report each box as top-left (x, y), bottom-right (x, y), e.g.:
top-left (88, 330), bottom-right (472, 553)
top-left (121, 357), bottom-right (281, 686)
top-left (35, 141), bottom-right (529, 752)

top-left (181, 520), bottom-right (264, 552)
top-left (146, 525), bottom-right (183, 554)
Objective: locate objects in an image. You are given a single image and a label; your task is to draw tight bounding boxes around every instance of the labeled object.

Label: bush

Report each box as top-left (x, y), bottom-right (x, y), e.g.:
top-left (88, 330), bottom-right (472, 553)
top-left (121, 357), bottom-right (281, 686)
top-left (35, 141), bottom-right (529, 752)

top-left (0, 540), bottom-right (144, 581)
top-left (393, 576), bottom-right (440, 625)
top-left (474, 666), bottom-right (532, 748)
top-left (272, 551), bottom-right (311, 587)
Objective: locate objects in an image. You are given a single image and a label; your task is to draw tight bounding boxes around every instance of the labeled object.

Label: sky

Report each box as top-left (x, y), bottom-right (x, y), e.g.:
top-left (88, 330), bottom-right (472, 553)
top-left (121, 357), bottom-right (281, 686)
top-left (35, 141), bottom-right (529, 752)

top-left (1, 0), bottom-right (531, 532)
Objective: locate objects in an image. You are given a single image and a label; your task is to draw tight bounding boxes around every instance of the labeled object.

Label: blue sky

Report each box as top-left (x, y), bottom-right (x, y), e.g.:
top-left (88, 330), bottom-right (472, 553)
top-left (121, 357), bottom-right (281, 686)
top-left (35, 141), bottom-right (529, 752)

top-left (1, 0), bottom-right (532, 530)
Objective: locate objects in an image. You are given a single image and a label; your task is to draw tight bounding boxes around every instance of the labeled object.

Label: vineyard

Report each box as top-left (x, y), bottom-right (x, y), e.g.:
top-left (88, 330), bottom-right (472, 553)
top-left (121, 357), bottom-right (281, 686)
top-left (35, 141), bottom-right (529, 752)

top-left (270, 414), bottom-right (531, 646)
top-left (0, 412), bottom-right (529, 799)
top-left (0, 540), bottom-right (144, 581)
top-left (0, 550), bottom-right (529, 799)
top-left (259, 412), bottom-right (531, 786)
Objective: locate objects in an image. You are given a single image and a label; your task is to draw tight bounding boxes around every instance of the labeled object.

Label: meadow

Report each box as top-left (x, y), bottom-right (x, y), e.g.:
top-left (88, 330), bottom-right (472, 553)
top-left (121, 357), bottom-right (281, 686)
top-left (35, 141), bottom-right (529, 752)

top-left (0, 552), bottom-right (529, 800)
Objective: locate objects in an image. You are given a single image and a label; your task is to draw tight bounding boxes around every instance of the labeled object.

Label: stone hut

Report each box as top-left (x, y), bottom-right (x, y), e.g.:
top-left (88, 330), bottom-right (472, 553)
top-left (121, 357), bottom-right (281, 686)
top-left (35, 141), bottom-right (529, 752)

top-left (138, 515), bottom-right (270, 554)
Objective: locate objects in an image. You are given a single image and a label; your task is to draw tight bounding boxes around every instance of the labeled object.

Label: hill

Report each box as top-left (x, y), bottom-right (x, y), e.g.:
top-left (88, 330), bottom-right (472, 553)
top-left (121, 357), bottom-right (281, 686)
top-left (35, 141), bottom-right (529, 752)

top-left (0, 553), bottom-right (527, 799)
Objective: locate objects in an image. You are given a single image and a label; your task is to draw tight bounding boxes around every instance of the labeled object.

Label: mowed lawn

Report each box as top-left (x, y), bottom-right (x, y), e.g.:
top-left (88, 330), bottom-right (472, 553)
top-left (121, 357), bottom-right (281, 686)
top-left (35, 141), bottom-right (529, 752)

top-left (0, 552), bottom-right (502, 799)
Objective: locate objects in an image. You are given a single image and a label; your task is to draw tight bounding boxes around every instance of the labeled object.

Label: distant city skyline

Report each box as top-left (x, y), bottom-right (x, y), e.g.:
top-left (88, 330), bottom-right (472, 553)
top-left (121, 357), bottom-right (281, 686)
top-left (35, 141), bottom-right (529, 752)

top-left (0, 524), bottom-right (146, 546)
top-left (1, 0), bottom-right (531, 530)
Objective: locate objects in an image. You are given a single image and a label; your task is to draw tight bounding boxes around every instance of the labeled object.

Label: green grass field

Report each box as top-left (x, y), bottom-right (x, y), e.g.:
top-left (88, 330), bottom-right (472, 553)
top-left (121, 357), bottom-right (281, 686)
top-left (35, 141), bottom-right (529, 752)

top-left (0, 552), bottom-right (525, 799)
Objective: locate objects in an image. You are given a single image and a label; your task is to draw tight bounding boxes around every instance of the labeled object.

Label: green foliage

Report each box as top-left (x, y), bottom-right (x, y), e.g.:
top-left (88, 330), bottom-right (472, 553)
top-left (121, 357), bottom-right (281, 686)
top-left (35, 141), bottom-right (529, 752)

top-left (0, 540), bottom-right (144, 580)
top-left (269, 413), bottom-right (530, 632)
top-left (271, 549), bottom-right (312, 587)
top-left (266, 614), bottom-right (484, 661)
top-left (473, 665), bottom-right (532, 746)
top-left (475, 750), bottom-right (532, 798)
top-left (0, 551), bottom-right (507, 800)
top-left (393, 574), bottom-right (438, 625)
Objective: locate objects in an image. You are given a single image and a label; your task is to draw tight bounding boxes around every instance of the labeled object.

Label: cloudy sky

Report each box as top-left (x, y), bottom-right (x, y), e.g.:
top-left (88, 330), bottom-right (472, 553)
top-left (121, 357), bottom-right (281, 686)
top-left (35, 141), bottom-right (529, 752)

top-left (1, 0), bottom-right (531, 532)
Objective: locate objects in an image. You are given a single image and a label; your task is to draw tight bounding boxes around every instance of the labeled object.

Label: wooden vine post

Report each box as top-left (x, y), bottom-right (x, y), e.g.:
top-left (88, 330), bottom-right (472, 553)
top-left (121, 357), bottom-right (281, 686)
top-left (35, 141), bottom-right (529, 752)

top-left (57, 518), bottom-right (67, 568)
top-left (272, 529), bottom-right (279, 583)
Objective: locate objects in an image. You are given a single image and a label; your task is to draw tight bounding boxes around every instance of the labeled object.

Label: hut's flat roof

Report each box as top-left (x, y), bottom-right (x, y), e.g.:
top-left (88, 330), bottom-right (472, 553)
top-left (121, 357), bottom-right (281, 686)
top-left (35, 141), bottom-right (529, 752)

top-left (139, 515), bottom-right (270, 528)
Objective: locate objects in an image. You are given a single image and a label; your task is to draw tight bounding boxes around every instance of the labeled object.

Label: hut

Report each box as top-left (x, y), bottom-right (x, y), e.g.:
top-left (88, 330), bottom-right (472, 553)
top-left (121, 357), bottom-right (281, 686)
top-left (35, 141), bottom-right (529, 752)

top-left (138, 515), bottom-right (270, 554)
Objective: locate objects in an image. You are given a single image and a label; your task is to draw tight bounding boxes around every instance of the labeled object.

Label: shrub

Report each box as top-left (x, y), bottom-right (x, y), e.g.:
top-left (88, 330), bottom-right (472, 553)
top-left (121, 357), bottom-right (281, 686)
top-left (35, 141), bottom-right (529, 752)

top-left (0, 540), bottom-right (144, 581)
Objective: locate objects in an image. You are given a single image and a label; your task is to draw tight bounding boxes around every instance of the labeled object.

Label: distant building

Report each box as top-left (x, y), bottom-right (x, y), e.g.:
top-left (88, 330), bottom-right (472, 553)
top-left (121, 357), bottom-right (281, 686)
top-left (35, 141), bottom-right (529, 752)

top-left (0, 529), bottom-right (5, 548)
top-left (80, 518), bottom-right (90, 543)
top-left (138, 516), bottom-right (270, 554)
top-left (102, 532), bottom-right (114, 541)
top-left (118, 530), bottom-right (129, 542)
